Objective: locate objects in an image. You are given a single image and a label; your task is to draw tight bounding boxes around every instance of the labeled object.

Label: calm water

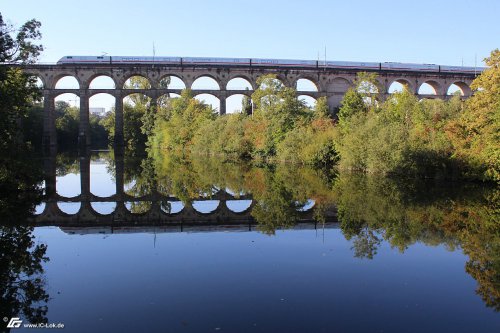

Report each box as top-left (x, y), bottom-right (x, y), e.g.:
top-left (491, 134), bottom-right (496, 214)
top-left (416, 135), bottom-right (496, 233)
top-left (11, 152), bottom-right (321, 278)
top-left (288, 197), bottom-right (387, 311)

top-left (2, 149), bottom-right (499, 333)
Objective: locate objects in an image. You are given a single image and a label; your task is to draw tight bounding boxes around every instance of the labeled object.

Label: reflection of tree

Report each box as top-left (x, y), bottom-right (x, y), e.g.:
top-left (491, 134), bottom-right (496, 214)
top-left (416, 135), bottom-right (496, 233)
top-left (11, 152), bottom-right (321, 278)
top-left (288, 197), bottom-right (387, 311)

top-left (0, 145), bottom-right (49, 330)
top-left (0, 226), bottom-right (49, 329)
top-left (332, 173), bottom-right (500, 311)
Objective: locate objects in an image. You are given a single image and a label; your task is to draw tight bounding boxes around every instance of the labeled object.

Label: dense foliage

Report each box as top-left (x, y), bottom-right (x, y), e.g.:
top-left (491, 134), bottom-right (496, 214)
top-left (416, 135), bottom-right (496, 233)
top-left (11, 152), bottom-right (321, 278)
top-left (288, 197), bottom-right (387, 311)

top-left (150, 75), bottom-right (338, 166)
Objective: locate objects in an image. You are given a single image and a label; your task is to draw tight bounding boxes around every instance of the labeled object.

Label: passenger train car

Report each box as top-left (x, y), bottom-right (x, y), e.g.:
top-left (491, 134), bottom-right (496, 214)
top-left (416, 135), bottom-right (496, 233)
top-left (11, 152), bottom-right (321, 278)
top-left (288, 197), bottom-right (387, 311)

top-left (56, 56), bottom-right (485, 74)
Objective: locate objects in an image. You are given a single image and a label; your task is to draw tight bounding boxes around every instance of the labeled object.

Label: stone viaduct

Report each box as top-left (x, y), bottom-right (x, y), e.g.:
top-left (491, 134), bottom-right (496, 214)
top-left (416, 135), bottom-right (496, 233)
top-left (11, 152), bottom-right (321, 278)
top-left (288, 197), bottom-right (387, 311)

top-left (19, 63), bottom-right (477, 146)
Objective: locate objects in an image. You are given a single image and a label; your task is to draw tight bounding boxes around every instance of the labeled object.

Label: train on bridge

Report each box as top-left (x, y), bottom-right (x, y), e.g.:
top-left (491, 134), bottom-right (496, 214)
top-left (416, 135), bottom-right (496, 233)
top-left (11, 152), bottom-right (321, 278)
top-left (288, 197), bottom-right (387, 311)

top-left (57, 56), bottom-right (484, 74)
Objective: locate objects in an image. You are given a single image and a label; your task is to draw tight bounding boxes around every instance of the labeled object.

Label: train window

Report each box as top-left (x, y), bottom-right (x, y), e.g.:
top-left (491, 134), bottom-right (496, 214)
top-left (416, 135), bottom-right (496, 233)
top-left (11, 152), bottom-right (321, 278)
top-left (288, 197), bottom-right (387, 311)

top-left (67, 56), bottom-right (73, 59)
top-left (97, 56), bottom-right (103, 59)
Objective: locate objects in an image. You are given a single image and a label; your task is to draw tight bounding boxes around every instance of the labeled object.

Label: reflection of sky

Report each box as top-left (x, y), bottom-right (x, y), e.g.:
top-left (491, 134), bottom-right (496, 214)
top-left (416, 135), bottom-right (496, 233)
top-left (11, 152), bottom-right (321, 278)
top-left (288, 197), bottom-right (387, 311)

top-left (58, 202), bottom-right (81, 214)
top-left (90, 202), bottom-right (116, 215)
top-left (90, 163), bottom-right (116, 197)
top-left (32, 226), bottom-right (500, 333)
top-left (56, 172), bottom-right (81, 197)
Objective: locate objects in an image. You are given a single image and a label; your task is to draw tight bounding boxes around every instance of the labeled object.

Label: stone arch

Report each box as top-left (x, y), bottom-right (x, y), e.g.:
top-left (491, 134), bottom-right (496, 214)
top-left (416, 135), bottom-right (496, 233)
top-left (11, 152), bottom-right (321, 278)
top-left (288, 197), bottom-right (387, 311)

top-left (54, 75), bottom-right (80, 89)
top-left (418, 80), bottom-right (441, 95)
top-left (298, 95), bottom-right (317, 109)
top-left (191, 75), bottom-right (220, 90)
top-left (159, 74), bottom-right (186, 89)
top-left (227, 74), bottom-right (256, 90)
top-left (122, 75), bottom-right (152, 89)
top-left (296, 78), bottom-right (319, 92)
top-left (226, 77), bottom-right (253, 90)
top-left (226, 94), bottom-right (251, 114)
top-left (326, 77), bottom-right (352, 93)
top-left (89, 74), bottom-right (116, 89)
top-left (28, 74), bottom-right (45, 88)
top-left (193, 93), bottom-right (220, 112)
top-left (447, 81), bottom-right (471, 96)
top-left (388, 78), bottom-right (415, 94)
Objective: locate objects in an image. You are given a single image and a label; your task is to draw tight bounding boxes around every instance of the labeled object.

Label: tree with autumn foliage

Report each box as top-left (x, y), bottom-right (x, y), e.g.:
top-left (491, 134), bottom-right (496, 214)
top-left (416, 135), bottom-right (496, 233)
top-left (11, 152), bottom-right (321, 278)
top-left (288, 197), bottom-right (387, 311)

top-left (448, 49), bottom-right (500, 183)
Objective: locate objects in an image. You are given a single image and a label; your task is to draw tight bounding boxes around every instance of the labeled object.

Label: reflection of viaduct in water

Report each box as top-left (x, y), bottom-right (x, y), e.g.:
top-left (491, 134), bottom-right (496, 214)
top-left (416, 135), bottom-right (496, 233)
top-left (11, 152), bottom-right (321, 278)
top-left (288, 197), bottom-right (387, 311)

top-left (17, 62), bottom-right (477, 146)
top-left (32, 148), bottom-right (337, 227)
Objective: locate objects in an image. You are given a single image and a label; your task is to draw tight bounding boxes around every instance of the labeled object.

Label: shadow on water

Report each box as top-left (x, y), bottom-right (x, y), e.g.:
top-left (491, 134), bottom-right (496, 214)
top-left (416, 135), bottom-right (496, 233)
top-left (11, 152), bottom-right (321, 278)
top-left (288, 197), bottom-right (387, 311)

top-left (0, 148), bottom-right (49, 332)
top-left (1, 146), bottom-right (500, 329)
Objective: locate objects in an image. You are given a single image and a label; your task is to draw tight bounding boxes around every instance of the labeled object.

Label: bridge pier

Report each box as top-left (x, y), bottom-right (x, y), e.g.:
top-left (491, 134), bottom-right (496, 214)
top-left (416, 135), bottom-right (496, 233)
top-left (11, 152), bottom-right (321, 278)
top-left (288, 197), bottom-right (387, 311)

top-left (115, 94), bottom-right (124, 146)
top-left (79, 91), bottom-right (90, 147)
top-left (42, 91), bottom-right (57, 147)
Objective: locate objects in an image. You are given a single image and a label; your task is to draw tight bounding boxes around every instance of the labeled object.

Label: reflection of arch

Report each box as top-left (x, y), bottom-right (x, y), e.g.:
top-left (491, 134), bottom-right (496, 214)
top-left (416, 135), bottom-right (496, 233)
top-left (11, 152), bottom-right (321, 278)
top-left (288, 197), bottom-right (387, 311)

top-left (327, 77), bottom-right (351, 93)
top-left (123, 75), bottom-right (151, 89)
top-left (125, 201), bottom-right (152, 214)
top-left (89, 75), bottom-right (116, 89)
top-left (226, 77), bottom-right (253, 90)
top-left (57, 202), bottom-right (81, 215)
top-left (296, 78), bottom-right (318, 92)
top-left (55, 75), bottom-right (80, 89)
top-left (161, 200), bottom-right (185, 215)
top-left (192, 200), bottom-right (220, 214)
top-left (191, 75), bottom-right (220, 90)
top-left (90, 202), bottom-right (116, 215)
top-left (159, 74), bottom-right (186, 89)
top-left (226, 200), bottom-right (252, 213)
top-left (447, 82), bottom-right (471, 96)
top-left (418, 81), bottom-right (440, 95)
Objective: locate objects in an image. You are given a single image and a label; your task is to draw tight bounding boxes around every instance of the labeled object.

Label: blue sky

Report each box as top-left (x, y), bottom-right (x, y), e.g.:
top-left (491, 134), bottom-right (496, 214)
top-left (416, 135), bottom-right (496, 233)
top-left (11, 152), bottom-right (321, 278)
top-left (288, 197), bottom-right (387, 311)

top-left (3, 0), bottom-right (498, 66)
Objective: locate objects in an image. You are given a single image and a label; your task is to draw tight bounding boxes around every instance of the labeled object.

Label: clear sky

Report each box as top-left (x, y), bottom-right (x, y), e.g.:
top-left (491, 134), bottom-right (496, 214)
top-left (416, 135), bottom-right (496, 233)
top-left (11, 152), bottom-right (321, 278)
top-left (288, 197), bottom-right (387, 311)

top-left (3, 0), bottom-right (499, 66)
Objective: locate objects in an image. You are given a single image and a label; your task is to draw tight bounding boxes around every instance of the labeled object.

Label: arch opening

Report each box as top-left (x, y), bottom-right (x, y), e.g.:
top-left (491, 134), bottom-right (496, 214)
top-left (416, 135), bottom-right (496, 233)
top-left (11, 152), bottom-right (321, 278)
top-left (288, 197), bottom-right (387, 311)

top-left (89, 75), bottom-right (116, 89)
top-left (161, 200), bottom-right (185, 214)
top-left (123, 76), bottom-right (151, 89)
top-left (194, 93), bottom-right (220, 113)
top-left (90, 154), bottom-right (116, 197)
top-left (125, 201), bottom-right (152, 214)
top-left (192, 200), bottom-right (220, 214)
top-left (296, 78), bottom-right (318, 92)
top-left (418, 82), bottom-right (439, 95)
top-left (226, 200), bottom-right (252, 213)
top-left (298, 95), bottom-right (317, 109)
top-left (55, 76), bottom-right (79, 89)
top-left (57, 202), bottom-right (81, 215)
top-left (159, 75), bottom-right (186, 89)
top-left (447, 82), bottom-right (470, 96)
top-left (388, 80), bottom-right (412, 94)
top-left (226, 94), bottom-right (251, 114)
top-left (191, 76), bottom-right (220, 90)
top-left (91, 202), bottom-right (116, 215)
top-left (55, 93), bottom-right (80, 147)
top-left (226, 77), bottom-right (253, 90)
top-left (89, 93), bottom-right (115, 148)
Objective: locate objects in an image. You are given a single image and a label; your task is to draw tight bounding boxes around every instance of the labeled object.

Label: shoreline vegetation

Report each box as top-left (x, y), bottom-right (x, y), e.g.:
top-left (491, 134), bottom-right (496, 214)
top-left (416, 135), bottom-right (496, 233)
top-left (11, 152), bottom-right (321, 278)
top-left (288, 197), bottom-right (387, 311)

top-left (147, 51), bottom-right (499, 183)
